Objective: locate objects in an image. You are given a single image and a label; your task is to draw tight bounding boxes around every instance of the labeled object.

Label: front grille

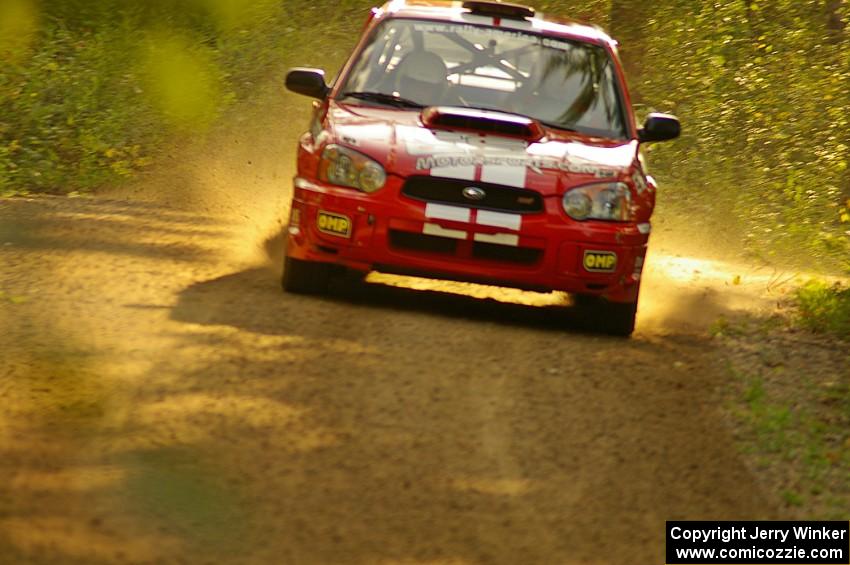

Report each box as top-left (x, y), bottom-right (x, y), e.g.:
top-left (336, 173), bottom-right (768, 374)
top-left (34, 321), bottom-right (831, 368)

top-left (389, 230), bottom-right (458, 254)
top-left (472, 242), bottom-right (542, 265)
top-left (389, 229), bottom-right (542, 266)
top-left (402, 176), bottom-right (543, 213)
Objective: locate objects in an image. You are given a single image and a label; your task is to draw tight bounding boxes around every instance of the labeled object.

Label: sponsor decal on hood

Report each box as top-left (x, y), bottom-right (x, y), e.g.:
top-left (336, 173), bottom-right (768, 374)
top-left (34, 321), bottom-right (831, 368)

top-left (397, 125), bottom-right (625, 179)
top-left (329, 105), bottom-right (637, 191)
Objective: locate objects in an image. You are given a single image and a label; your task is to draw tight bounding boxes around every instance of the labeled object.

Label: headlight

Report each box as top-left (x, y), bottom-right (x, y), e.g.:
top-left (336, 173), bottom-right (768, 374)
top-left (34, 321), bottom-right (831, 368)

top-left (318, 144), bottom-right (386, 193)
top-left (562, 182), bottom-right (632, 221)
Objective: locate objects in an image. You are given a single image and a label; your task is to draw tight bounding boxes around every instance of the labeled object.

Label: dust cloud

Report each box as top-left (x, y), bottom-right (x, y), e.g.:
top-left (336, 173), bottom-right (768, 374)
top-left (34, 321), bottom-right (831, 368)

top-left (109, 74), bottom-right (796, 336)
top-left (113, 79), bottom-right (310, 269)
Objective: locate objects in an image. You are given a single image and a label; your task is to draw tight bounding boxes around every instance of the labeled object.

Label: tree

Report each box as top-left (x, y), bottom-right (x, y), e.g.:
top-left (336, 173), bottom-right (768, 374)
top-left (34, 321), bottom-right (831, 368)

top-left (608, 0), bottom-right (650, 103)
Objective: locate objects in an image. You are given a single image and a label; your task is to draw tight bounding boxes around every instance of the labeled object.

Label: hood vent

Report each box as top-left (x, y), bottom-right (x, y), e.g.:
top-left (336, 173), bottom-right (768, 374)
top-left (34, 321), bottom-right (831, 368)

top-left (421, 107), bottom-right (544, 141)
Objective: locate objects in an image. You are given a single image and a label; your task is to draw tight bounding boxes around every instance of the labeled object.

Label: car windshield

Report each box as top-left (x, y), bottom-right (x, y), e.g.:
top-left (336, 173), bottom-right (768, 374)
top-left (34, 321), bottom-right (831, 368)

top-left (338, 19), bottom-right (628, 139)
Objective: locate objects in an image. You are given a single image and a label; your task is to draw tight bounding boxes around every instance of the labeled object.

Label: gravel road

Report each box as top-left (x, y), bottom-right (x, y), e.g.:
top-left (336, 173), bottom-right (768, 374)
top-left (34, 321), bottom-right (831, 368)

top-left (0, 117), bottom-right (785, 564)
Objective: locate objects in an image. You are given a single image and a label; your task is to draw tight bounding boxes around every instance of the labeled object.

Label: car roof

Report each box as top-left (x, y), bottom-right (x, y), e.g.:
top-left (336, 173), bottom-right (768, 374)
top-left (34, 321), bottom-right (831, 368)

top-left (375, 0), bottom-right (616, 47)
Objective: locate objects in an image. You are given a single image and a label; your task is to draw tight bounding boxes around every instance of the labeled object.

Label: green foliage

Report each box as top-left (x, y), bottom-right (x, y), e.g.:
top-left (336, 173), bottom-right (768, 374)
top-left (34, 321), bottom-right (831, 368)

top-left (0, 24), bottom-right (159, 193)
top-left (2, 0), bottom-right (849, 274)
top-left (795, 280), bottom-right (850, 338)
top-left (0, 0), bottom-right (373, 194)
top-left (635, 0), bottom-right (850, 273)
top-left (536, 0), bottom-right (612, 23)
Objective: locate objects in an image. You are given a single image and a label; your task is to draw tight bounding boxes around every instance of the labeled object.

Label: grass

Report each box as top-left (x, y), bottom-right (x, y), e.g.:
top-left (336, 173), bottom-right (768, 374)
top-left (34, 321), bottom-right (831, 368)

top-left (719, 279), bottom-right (850, 519)
top-left (740, 373), bottom-right (795, 455)
top-left (727, 351), bottom-right (849, 519)
top-left (736, 373), bottom-right (848, 518)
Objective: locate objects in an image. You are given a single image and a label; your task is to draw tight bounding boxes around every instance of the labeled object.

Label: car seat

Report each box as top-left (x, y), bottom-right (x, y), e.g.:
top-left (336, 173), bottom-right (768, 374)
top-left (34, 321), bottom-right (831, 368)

top-left (394, 50), bottom-right (448, 105)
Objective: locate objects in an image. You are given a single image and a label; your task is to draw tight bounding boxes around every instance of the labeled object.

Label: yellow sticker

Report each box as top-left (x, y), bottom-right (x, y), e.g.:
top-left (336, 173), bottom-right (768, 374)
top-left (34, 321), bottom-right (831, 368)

top-left (317, 211), bottom-right (351, 238)
top-left (583, 250), bottom-right (617, 273)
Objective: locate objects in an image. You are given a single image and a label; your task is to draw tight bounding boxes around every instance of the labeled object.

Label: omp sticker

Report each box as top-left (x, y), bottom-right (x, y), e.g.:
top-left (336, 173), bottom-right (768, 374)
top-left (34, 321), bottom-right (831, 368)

top-left (583, 250), bottom-right (617, 273)
top-left (481, 163), bottom-right (526, 188)
top-left (317, 211), bottom-right (352, 238)
top-left (423, 223), bottom-right (467, 240)
top-left (476, 210), bottom-right (521, 231)
top-left (474, 233), bottom-right (519, 246)
top-left (425, 203), bottom-right (471, 223)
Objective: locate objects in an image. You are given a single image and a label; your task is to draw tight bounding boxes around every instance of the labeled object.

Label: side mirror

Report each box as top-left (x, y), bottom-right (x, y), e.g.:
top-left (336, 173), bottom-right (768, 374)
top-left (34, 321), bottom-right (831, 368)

top-left (638, 113), bottom-right (681, 143)
top-left (286, 68), bottom-right (329, 99)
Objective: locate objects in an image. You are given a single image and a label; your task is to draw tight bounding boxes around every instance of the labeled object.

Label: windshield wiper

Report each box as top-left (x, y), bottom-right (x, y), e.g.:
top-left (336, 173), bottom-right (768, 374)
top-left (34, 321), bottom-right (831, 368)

top-left (340, 91), bottom-right (424, 109)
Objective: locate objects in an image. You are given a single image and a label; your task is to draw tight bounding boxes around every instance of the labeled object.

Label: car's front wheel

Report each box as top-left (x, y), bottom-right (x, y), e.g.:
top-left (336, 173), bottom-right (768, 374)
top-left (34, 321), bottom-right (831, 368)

top-left (281, 256), bottom-right (331, 295)
top-left (573, 294), bottom-right (638, 337)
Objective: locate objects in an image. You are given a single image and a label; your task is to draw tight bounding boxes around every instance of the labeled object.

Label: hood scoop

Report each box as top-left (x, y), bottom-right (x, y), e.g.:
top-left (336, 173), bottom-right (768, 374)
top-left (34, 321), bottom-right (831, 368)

top-left (421, 106), bottom-right (544, 141)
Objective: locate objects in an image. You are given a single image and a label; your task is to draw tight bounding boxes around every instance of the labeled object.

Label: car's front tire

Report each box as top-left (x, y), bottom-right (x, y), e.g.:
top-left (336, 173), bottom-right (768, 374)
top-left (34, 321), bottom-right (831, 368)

top-left (281, 256), bottom-right (331, 295)
top-left (573, 294), bottom-right (638, 337)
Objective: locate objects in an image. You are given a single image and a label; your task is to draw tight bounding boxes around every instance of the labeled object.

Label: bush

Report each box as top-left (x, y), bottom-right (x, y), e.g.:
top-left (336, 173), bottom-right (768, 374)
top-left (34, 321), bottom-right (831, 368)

top-left (795, 281), bottom-right (850, 338)
top-left (0, 0), bottom-right (375, 195)
top-left (0, 23), bottom-right (158, 195)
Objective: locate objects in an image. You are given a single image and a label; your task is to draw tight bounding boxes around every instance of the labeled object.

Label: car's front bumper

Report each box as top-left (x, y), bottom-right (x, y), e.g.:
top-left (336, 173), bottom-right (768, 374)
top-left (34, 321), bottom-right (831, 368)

top-left (285, 177), bottom-right (648, 303)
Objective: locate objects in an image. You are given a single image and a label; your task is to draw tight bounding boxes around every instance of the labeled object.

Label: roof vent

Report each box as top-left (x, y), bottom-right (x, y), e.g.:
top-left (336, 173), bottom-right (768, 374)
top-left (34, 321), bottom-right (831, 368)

top-left (461, 1), bottom-right (535, 20)
top-left (421, 107), bottom-right (544, 141)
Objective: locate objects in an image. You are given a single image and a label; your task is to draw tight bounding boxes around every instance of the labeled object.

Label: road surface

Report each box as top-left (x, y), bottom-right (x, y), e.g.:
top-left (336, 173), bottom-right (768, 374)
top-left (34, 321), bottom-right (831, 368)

top-left (0, 118), bottom-right (786, 564)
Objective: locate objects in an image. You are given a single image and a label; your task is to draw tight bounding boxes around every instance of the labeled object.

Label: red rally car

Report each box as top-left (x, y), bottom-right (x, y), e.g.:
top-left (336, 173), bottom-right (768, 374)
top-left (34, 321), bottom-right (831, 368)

top-left (282, 0), bottom-right (680, 336)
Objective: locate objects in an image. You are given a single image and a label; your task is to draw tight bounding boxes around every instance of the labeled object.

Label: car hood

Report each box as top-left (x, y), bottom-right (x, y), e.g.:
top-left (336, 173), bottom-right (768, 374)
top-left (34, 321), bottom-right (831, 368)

top-left (327, 101), bottom-right (639, 196)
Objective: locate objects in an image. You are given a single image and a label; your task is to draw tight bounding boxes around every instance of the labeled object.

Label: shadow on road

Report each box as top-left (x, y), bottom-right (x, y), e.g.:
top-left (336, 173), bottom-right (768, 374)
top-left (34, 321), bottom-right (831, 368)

top-left (160, 266), bottom-right (780, 563)
top-left (172, 267), bottom-right (591, 335)
top-left (0, 196), bottom-right (231, 262)
top-left (171, 263), bottom-right (748, 340)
